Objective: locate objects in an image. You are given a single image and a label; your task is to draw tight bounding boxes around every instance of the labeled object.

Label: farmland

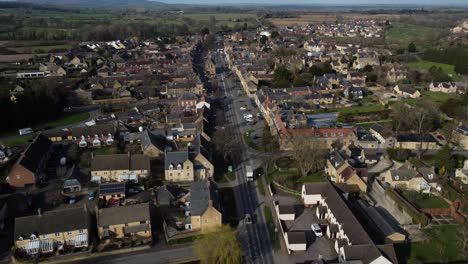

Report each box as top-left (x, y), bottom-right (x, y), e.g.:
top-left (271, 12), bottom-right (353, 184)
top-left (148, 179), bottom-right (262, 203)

top-left (406, 60), bottom-right (463, 81)
top-left (386, 22), bottom-right (444, 49)
top-left (268, 13), bottom-right (401, 26)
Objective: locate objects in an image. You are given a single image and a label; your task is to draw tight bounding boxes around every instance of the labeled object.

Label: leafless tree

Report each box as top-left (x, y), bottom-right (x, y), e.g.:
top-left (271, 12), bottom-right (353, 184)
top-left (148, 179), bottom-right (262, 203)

top-left (290, 134), bottom-right (327, 177)
top-left (212, 128), bottom-right (238, 161)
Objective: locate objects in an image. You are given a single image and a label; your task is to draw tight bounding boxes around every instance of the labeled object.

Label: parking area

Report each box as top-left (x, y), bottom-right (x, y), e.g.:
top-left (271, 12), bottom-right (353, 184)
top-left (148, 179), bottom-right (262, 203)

top-left (275, 195), bottom-right (338, 262)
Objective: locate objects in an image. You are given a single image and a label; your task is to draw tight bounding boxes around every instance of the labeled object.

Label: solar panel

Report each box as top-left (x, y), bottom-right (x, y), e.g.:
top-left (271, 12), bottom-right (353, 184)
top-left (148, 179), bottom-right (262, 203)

top-left (99, 182), bottom-right (125, 195)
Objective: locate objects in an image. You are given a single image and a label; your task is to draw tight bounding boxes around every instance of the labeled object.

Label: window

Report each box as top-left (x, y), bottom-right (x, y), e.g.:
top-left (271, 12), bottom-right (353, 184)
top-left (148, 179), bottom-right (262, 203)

top-left (186, 166), bottom-right (190, 169)
top-left (170, 173), bottom-right (172, 176)
top-left (187, 173), bottom-right (190, 176)
top-left (67, 231), bottom-right (73, 235)
top-left (79, 229), bottom-right (84, 234)
top-left (141, 170), bottom-right (144, 173)
top-left (178, 173), bottom-right (181, 176)
top-left (331, 133), bottom-right (336, 137)
top-left (395, 175), bottom-right (400, 180)
top-left (55, 233), bottom-right (60, 237)
top-left (140, 220), bottom-right (146, 224)
top-left (323, 133), bottom-right (328, 137)
top-left (104, 172), bottom-right (107, 175)
top-left (338, 132), bottom-right (344, 137)
top-left (42, 234), bottom-right (48, 239)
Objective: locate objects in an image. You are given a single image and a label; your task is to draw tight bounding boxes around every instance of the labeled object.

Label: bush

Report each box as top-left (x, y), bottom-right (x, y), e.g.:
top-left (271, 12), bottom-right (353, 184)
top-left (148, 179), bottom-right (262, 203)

top-left (387, 148), bottom-right (410, 162)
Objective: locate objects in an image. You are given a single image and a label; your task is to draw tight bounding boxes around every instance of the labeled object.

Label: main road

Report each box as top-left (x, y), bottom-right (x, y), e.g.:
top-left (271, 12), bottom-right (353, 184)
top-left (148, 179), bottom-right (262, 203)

top-left (214, 40), bottom-right (274, 264)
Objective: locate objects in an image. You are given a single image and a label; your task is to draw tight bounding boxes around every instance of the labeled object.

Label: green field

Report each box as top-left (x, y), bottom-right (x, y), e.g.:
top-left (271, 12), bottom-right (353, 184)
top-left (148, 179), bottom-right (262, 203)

top-left (406, 60), bottom-right (463, 81)
top-left (336, 105), bottom-right (385, 114)
top-left (395, 225), bottom-right (467, 264)
top-left (357, 120), bottom-right (392, 130)
top-left (386, 22), bottom-right (443, 49)
top-left (404, 91), bottom-right (457, 106)
top-left (39, 112), bottom-right (90, 129)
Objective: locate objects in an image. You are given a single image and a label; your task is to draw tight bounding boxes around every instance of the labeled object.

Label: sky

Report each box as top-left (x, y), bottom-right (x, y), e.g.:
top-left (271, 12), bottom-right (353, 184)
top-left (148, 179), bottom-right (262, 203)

top-left (157, 0), bottom-right (468, 6)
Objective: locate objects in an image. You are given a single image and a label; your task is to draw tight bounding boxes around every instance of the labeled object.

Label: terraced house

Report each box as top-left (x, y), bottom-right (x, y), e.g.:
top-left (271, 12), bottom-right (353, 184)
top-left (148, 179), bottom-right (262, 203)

top-left (90, 153), bottom-right (151, 183)
top-left (14, 206), bottom-right (89, 255)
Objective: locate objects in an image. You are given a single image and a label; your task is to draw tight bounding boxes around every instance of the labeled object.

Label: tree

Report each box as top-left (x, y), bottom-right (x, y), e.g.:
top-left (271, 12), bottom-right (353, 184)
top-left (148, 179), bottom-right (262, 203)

top-left (200, 27), bottom-right (210, 35)
top-left (271, 31), bottom-right (279, 38)
top-left (308, 65), bottom-right (323, 77)
top-left (408, 42), bottom-right (417, 53)
top-left (411, 99), bottom-right (441, 157)
top-left (67, 143), bottom-right (80, 164)
top-left (362, 65), bottom-right (373, 73)
top-left (259, 35), bottom-right (268, 45)
top-left (194, 225), bottom-right (241, 264)
top-left (212, 128), bottom-right (237, 161)
top-left (290, 134), bottom-right (326, 177)
top-left (434, 146), bottom-right (455, 174)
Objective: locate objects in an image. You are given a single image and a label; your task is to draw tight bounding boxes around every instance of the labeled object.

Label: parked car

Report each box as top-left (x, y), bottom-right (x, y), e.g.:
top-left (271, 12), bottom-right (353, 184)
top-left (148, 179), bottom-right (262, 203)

top-left (311, 223), bottom-right (323, 237)
top-left (88, 192), bottom-right (95, 201)
top-left (240, 107), bottom-right (247, 111)
top-left (69, 195), bottom-right (77, 204)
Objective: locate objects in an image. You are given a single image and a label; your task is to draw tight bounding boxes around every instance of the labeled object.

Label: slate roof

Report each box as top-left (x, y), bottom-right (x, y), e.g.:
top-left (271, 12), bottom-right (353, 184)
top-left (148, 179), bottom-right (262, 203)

top-left (164, 151), bottom-right (189, 169)
top-left (396, 133), bottom-right (436, 143)
top-left (91, 154), bottom-right (150, 171)
top-left (329, 151), bottom-right (346, 169)
top-left (278, 205), bottom-right (295, 215)
top-left (98, 203), bottom-right (150, 226)
top-left (186, 179), bottom-right (218, 216)
top-left (390, 165), bottom-right (419, 181)
top-left (15, 206), bottom-right (88, 238)
top-left (72, 124), bottom-right (116, 138)
top-left (18, 134), bottom-right (52, 172)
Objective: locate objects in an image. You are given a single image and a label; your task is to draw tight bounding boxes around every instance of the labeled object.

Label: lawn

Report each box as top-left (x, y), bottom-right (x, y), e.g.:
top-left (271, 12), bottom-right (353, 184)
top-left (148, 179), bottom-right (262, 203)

top-left (92, 146), bottom-right (119, 155)
top-left (243, 130), bottom-right (258, 150)
top-left (298, 172), bottom-right (325, 183)
top-left (3, 134), bottom-right (34, 147)
top-left (386, 22), bottom-right (443, 49)
top-left (413, 195), bottom-right (450, 209)
top-left (444, 184), bottom-right (462, 202)
top-left (406, 61), bottom-right (463, 81)
top-left (257, 177), bottom-right (266, 196)
top-left (395, 225), bottom-right (467, 264)
top-left (336, 105), bottom-right (385, 114)
top-left (263, 206), bottom-right (280, 251)
top-left (218, 171), bottom-right (235, 184)
top-left (40, 112), bottom-right (90, 129)
top-left (356, 120), bottom-right (392, 130)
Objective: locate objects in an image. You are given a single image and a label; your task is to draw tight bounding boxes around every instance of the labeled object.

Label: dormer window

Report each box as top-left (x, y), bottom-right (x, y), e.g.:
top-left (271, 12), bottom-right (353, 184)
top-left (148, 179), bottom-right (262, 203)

top-left (395, 175), bottom-right (400, 180)
top-left (177, 164), bottom-right (182, 170)
top-left (169, 164), bottom-right (174, 170)
top-left (428, 174), bottom-right (434, 180)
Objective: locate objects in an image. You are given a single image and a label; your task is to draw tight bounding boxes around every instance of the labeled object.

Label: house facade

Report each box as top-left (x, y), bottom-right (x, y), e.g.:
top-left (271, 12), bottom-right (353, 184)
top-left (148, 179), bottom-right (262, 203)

top-left (14, 206), bottom-right (89, 255)
top-left (90, 154), bottom-right (151, 183)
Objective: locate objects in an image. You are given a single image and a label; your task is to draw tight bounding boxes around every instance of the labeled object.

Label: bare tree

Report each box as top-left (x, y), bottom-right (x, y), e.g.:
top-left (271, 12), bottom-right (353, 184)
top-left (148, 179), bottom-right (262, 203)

top-left (412, 99), bottom-right (440, 157)
top-left (290, 134), bottom-right (327, 177)
top-left (212, 128), bottom-right (238, 161)
top-left (390, 101), bottom-right (409, 135)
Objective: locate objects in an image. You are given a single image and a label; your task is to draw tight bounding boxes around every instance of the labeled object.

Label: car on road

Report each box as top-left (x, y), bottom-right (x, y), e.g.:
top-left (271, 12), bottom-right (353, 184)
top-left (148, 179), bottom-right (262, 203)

top-left (254, 167), bottom-right (264, 178)
top-left (311, 223), bottom-right (323, 237)
top-left (240, 106), bottom-right (247, 111)
top-left (245, 214), bottom-right (252, 224)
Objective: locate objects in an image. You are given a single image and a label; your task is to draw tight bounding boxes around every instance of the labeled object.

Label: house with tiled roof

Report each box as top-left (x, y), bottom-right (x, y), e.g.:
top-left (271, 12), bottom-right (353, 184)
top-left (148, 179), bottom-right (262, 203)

top-left (325, 151), bottom-right (367, 192)
top-left (383, 164), bottom-right (431, 192)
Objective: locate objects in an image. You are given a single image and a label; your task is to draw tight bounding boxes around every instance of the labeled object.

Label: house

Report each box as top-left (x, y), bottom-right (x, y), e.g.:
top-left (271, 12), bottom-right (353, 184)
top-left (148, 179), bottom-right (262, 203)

top-left (71, 124), bottom-right (117, 147)
top-left (7, 134), bottom-right (52, 188)
top-left (97, 203), bottom-right (151, 242)
top-left (14, 206), bottom-right (89, 255)
top-left (395, 133), bottom-right (439, 150)
top-left (344, 87), bottom-right (364, 99)
top-left (165, 147), bottom-right (213, 183)
top-left (454, 125), bottom-right (468, 150)
top-left (455, 160), bottom-right (468, 184)
top-left (429, 82), bottom-right (457, 94)
top-left (140, 130), bottom-right (165, 158)
top-left (393, 85), bottom-right (420, 98)
top-left (301, 182), bottom-right (397, 264)
top-left (98, 182), bottom-right (126, 202)
top-left (383, 164), bottom-right (431, 192)
top-left (182, 179), bottom-right (221, 232)
top-left (325, 151), bottom-right (367, 192)
top-left (276, 204), bottom-right (296, 221)
top-left (90, 154), bottom-right (151, 183)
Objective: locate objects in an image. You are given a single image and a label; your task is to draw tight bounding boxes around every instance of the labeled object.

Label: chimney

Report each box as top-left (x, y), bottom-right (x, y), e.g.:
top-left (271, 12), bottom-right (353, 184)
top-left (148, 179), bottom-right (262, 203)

top-left (208, 200), bottom-right (213, 207)
top-left (37, 208), bottom-right (42, 216)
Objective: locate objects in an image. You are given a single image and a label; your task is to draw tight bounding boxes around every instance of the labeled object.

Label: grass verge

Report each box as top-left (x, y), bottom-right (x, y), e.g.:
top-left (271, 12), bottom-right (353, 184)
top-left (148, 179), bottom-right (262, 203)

top-left (263, 206), bottom-right (280, 251)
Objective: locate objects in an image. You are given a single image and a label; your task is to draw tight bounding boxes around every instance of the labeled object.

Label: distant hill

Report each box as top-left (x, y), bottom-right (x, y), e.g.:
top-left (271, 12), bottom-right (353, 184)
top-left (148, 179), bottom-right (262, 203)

top-left (16, 0), bottom-right (167, 9)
